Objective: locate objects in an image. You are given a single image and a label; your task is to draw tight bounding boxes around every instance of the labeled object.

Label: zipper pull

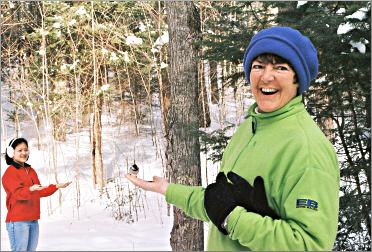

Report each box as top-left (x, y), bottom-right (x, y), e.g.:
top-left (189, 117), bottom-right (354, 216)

top-left (251, 117), bottom-right (257, 134)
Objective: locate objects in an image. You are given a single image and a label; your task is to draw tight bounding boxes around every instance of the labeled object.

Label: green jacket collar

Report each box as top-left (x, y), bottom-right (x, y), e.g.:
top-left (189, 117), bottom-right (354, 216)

top-left (248, 95), bottom-right (305, 125)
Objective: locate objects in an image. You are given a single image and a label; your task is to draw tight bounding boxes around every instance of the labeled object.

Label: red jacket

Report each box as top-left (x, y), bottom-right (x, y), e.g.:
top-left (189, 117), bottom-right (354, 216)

top-left (2, 162), bottom-right (58, 222)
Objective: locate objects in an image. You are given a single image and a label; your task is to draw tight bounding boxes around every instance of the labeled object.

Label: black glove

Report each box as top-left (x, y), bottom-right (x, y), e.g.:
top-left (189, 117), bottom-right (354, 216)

top-left (227, 172), bottom-right (279, 219)
top-left (204, 172), bottom-right (236, 235)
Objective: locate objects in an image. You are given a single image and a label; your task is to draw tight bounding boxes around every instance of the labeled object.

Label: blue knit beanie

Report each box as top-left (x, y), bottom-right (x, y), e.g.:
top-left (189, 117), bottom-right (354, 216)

top-left (243, 26), bottom-right (318, 94)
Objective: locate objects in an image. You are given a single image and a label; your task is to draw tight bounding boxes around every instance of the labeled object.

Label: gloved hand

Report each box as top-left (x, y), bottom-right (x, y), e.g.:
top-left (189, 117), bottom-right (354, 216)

top-left (227, 172), bottom-right (279, 219)
top-left (204, 172), bottom-right (236, 235)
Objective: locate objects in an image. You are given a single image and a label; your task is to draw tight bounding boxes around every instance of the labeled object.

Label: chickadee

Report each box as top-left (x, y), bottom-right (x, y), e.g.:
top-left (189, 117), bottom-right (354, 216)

top-left (129, 164), bottom-right (139, 176)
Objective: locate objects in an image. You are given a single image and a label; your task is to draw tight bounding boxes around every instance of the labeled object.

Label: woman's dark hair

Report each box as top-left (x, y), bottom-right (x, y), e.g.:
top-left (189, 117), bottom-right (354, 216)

top-left (5, 138), bottom-right (29, 165)
top-left (253, 53), bottom-right (298, 83)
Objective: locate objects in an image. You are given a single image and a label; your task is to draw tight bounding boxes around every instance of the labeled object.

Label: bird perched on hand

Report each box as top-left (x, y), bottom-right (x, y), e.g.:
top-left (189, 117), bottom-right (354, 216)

top-left (129, 164), bottom-right (139, 176)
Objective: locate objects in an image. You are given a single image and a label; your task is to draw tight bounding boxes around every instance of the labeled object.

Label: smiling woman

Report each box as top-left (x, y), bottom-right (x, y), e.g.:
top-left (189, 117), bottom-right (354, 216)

top-left (2, 137), bottom-right (72, 251)
top-left (125, 26), bottom-right (340, 251)
top-left (243, 27), bottom-right (319, 96)
top-left (249, 53), bottom-right (298, 113)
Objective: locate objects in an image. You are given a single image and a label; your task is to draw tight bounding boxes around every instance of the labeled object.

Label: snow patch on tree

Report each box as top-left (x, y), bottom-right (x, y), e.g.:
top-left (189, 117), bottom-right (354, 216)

top-left (126, 35), bottom-right (143, 46)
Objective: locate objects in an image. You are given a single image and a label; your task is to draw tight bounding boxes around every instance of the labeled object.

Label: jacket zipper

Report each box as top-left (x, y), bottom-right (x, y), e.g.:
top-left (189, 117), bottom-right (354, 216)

top-left (251, 116), bottom-right (257, 134)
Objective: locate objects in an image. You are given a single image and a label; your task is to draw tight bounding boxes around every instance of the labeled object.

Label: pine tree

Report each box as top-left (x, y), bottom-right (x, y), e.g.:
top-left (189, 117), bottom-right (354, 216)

top-left (265, 1), bottom-right (371, 250)
top-left (200, 1), bottom-right (370, 250)
top-left (201, 2), bottom-right (276, 88)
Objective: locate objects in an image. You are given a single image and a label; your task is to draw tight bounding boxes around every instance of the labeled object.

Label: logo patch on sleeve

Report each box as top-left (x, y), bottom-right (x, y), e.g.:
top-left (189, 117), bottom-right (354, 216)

top-left (296, 199), bottom-right (318, 211)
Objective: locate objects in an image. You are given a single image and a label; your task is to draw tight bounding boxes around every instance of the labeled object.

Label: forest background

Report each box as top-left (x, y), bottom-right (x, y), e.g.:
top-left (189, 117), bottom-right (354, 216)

top-left (1, 1), bottom-right (370, 251)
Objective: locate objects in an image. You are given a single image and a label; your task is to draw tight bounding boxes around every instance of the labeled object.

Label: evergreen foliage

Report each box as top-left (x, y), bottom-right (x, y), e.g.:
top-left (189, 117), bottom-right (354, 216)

top-left (270, 2), bottom-right (370, 250)
top-left (199, 125), bottom-right (234, 163)
top-left (200, 1), bottom-right (370, 250)
top-left (200, 2), bottom-right (276, 87)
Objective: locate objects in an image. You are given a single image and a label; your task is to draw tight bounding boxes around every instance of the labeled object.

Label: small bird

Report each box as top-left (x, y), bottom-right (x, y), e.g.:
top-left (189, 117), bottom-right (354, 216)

top-left (129, 164), bottom-right (139, 176)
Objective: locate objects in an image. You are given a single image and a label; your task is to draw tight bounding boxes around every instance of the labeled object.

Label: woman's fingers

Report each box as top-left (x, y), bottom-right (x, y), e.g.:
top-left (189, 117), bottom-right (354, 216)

top-left (125, 174), bottom-right (153, 190)
top-left (61, 181), bottom-right (72, 188)
top-left (56, 181), bottom-right (72, 189)
top-left (153, 176), bottom-right (162, 181)
top-left (125, 174), bottom-right (168, 195)
top-left (64, 181), bottom-right (72, 187)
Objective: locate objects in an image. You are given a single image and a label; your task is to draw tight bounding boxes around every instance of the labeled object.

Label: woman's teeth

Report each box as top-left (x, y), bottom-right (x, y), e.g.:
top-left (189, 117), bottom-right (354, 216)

top-left (261, 88), bottom-right (278, 95)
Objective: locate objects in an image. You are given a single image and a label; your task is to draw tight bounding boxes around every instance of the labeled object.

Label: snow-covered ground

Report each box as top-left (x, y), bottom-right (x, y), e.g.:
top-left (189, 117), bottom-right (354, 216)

top-left (1, 86), bottom-right (254, 250)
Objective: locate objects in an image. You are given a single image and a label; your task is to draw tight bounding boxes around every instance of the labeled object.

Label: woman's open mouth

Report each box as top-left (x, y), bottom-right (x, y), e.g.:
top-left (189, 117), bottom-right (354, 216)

top-left (260, 87), bottom-right (279, 95)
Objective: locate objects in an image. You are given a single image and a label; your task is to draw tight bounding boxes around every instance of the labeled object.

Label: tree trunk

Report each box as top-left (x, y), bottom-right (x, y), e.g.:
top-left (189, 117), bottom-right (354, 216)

top-left (90, 112), bottom-right (97, 189)
top-left (318, 95), bottom-right (335, 141)
top-left (165, 1), bottom-right (204, 250)
top-left (217, 62), bottom-right (225, 129)
top-left (209, 61), bottom-right (219, 104)
top-left (199, 61), bottom-right (211, 128)
top-left (93, 96), bottom-right (105, 190)
top-left (90, 2), bottom-right (105, 190)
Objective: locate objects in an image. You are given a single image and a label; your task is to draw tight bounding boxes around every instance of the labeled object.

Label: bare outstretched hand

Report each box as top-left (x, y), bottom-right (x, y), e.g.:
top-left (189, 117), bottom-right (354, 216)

top-left (29, 184), bottom-right (48, 192)
top-left (56, 181), bottom-right (72, 189)
top-left (125, 174), bottom-right (169, 195)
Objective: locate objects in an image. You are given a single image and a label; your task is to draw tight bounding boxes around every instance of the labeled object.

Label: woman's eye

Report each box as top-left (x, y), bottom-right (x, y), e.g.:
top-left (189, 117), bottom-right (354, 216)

top-left (252, 64), bottom-right (263, 69)
top-left (275, 65), bottom-right (289, 71)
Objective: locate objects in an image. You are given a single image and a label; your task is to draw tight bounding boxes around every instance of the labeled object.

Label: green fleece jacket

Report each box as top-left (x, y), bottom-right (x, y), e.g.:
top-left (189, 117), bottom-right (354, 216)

top-left (165, 96), bottom-right (340, 251)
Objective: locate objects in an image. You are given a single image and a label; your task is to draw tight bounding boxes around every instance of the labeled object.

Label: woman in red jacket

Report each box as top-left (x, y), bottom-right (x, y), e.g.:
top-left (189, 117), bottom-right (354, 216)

top-left (2, 137), bottom-right (71, 251)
